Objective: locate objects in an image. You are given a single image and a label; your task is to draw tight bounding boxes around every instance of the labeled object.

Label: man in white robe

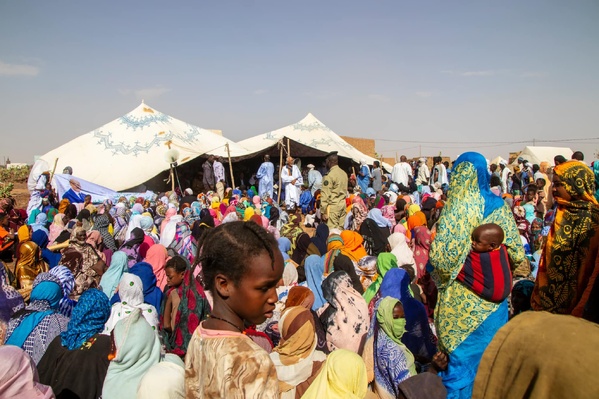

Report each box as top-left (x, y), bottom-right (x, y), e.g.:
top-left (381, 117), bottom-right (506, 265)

top-left (256, 155), bottom-right (274, 199)
top-left (281, 157), bottom-right (302, 210)
top-left (26, 159), bottom-right (50, 217)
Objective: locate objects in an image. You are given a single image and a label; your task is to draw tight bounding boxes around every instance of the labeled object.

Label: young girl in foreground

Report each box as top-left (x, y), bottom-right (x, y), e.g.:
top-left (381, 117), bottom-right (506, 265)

top-left (185, 221), bottom-right (284, 398)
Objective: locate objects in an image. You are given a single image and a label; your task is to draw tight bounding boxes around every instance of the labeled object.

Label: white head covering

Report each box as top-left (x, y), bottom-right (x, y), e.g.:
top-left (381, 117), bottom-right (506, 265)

top-left (102, 273), bottom-right (159, 336)
top-left (387, 232), bottom-right (416, 276)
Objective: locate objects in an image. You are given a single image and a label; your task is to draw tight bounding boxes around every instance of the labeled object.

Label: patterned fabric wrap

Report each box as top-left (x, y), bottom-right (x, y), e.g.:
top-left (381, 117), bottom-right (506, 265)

top-left (165, 268), bottom-right (211, 357)
top-left (412, 226), bottom-right (432, 279)
top-left (369, 268), bottom-right (438, 361)
top-left (363, 253), bottom-right (398, 305)
top-left (170, 222), bottom-right (197, 265)
top-left (456, 245), bottom-right (512, 303)
top-left (371, 297), bottom-right (416, 399)
top-left (321, 271), bottom-right (369, 353)
top-left (0, 261), bottom-right (25, 322)
top-left (93, 214), bottom-right (117, 251)
top-left (429, 152), bottom-right (525, 353)
top-left (49, 266), bottom-right (77, 317)
top-left (532, 161), bottom-right (599, 315)
top-left (61, 288), bottom-right (110, 350)
top-left (5, 273), bottom-right (69, 363)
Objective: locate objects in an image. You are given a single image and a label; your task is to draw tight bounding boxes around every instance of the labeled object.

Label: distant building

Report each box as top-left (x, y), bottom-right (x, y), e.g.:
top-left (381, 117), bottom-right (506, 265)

top-left (340, 136), bottom-right (376, 158)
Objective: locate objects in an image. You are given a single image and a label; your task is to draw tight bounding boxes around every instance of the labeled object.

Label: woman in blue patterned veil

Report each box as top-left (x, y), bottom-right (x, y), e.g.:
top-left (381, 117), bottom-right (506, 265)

top-left (428, 152), bottom-right (526, 399)
top-left (368, 296), bottom-right (416, 399)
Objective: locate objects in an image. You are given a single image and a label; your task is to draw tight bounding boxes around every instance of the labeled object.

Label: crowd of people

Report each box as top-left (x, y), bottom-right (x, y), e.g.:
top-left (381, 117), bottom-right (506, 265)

top-left (0, 149), bottom-right (598, 398)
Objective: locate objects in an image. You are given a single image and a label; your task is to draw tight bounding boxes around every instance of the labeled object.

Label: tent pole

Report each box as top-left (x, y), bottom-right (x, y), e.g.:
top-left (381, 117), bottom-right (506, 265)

top-left (225, 143), bottom-right (235, 188)
top-left (170, 166), bottom-right (175, 192)
top-left (277, 142), bottom-right (284, 204)
top-left (49, 158), bottom-right (59, 182)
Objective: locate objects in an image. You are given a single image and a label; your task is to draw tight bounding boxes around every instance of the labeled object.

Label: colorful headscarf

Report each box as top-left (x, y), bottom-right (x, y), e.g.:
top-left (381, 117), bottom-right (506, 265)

top-left (103, 273), bottom-right (159, 335)
top-left (351, 196), bottom-right (369, 231)
top-left (301, 349), bottom-right (368, 399)
top-left (285, 286), bottom-right (315, 310)
top-left (371, 268), bottom-right (438, 362)
top-left (311, 223), bottom-right (329, 255)
top-left (270, 306), bottom-right (327, 394)
top-left (93, 213), bottom-right (117, 251)
top-left (363, 253), bottom-right (398, 304)
top-left (6, 273), bottom-right (63, 348)
top-left (339, 230), bottom-right (368, 262)
top-left (368, 208), bottom-right (392, 228)
top-left (532, 160), bottom-right (599, 316)
top-left (58, 199), bottom-right (70, 215)
top-left (407, 211), bottom-right (427, 231)
top-left (171, 222), bottom-right (196, 265)
top-left (0, 346), bottom-right (54, 398)
top-left (49, 266), bottom-right (77, 317)
top-left (60, 288), bottom-right (110, 350)
top-left (321, 271), bottom-right (369, 353)
top-left (144, 244), bottom-right (168, 291)
top-left (304, 254), bottom-right (326, 311)
top-left (367, 296), bottom-right (416, 398)
top-left (99, 251), bottom-right (129, 300)
top-left (412, 226), bottom-right (432, 279)
top-left (102, 309), bottom-right (161, 399)
top-left (428, 151), bottom-right (525, 354)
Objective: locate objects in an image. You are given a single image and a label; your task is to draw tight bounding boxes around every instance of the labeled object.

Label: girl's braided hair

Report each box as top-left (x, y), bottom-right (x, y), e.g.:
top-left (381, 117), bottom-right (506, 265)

top-left (199, 221), bottom-right (277, 291)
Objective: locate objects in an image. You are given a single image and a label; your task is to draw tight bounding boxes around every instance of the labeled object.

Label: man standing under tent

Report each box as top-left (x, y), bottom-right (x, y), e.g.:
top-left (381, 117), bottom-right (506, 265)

top-left (281, 156), bottom-right (302, 210)
top-left (320, 151), bottom-right (348, 230)
top-left (392, 155), bottom-right (413, 193)
top-left (500, 160), bottom-right (511, 194)
top-left (202, 156), bottom-right (215, 192)
top-left (307, 164), bottom-right (322, 195)
top-left (256, 154), bottom-right (274, 199)
top-left (356, 159), bottom-right (371, 194)
top-left (430, 156), bottom-right (449, 189)
top-left (213, 156), bottom-right (226, 200)
top-left (371, 160), bottom-right (383, 192)
top-left (415, 157), bottom-right (430, 187)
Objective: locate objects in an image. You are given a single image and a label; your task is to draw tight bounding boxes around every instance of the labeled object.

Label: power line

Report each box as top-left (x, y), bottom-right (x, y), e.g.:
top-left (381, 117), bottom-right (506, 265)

top-left (373, 136), bottom-right (599, 145)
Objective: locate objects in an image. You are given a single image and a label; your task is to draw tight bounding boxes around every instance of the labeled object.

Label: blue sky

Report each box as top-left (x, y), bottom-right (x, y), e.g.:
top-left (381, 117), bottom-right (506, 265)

top-left (1, 1), bottom-right (598, 163)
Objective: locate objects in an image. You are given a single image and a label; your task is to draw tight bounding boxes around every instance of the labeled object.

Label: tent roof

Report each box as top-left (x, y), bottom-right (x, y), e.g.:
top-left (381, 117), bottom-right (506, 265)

top-left (510, 146), bottom-right (573, 167)
top-left (237, 113), bottom-right (392, 170)
top-left (40, 102), bottom-right (247, 191)
top-left (490, 156), bottom-right (507, 165)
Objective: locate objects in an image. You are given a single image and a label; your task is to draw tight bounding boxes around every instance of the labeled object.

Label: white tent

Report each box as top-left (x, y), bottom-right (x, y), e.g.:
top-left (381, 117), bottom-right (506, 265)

top-left (510, 146), bottom-right (573, 167)
top-left (40, 102), bottom-right (248, 191)
top-left (237, 113), bottom-right (392, 170)
top-left (490, 156), bottom-right (507, 166)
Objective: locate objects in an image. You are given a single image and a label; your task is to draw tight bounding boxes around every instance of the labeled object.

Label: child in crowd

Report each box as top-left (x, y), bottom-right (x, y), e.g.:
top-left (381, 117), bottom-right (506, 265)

top-left (185, 221), bottom-right (284, 398)
top-left (535, 178), bottom-right (547, 217)
top-left (162, 256), bottom-right (187, 335)
top-left (455, 223), bottom-right (512, 303)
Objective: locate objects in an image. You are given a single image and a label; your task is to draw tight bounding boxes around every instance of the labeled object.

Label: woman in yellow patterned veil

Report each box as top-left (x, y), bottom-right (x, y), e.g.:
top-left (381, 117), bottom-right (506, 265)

top-left (532, 160), bottom-right (599, 316)
top-left (428, 152), bottom-right (525, 399)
